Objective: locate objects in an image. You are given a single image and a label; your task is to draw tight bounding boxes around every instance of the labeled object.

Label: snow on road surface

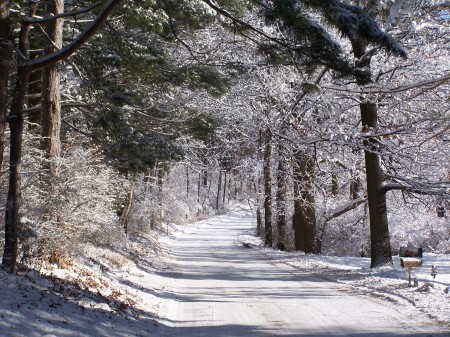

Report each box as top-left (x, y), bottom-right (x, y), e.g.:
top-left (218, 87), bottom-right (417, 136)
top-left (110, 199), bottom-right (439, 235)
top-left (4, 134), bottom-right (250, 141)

top-left (0, 208), bottom-right (448, 336)
top-left (157, 209), bottom-right (449, 337)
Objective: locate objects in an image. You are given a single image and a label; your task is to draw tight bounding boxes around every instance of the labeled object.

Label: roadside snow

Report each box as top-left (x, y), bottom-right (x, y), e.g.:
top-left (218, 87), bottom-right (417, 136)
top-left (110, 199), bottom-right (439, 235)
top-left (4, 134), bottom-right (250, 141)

top-left (244, 240), bottom-right (450, 326)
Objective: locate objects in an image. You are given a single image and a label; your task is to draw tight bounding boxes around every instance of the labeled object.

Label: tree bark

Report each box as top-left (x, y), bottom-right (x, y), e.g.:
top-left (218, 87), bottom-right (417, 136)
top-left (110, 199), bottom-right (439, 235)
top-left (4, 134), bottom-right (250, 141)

top-left (2, 67), bottom-right (29, 272)
top-left (216, 170), bottom-right (222, 210)
top-left (263, 128), bottom-right (272, 246)
top-left (120, 180), bottom-right (135, 235)
top-left (41, 0), bottom-right (64, 189)
top-left (255, 129), bottom-right (263, 238)
top-left (2, 0), bottom-right (122, 272)
top-left (361, 102), bottom-right (392, 267)
top-left (292, 150), bottom-right (317, 253)
top-left (275, 142), bottom-right (287, 250)
top-left (2, 0), bottom-right (37, 271)
top-left (0, 0), bottom-right (13, 170)
top-left (292, 180), bottom-right (304, 251)
top-left (352, 37), bottom-right (393, 268)
top-left (222, 170), bottom-right (227, 205)
top-left (186, 166), bottom-right (189, 198)
top-left (157, 164), bottom-right (164, 222)
top-left (202, 157), bottom-right (208, 187)
top-left (350, 173), bottom-right (361, 200)
top-left (197, 173), bottom-right (201, 203)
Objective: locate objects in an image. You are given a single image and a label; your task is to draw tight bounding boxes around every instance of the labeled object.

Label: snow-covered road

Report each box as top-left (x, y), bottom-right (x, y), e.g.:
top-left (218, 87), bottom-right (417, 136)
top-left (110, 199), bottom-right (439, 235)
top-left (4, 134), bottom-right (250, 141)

top-left (157, 210), bottom-right (449, 337)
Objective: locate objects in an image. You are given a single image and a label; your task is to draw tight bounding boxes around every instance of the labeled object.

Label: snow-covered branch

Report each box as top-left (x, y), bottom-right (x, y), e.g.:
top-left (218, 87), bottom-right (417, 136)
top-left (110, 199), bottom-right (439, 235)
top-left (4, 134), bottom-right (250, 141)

top-left (320, 73), bottom-right (450, 95)
top-left (21, 0), bottom-right (122, 72)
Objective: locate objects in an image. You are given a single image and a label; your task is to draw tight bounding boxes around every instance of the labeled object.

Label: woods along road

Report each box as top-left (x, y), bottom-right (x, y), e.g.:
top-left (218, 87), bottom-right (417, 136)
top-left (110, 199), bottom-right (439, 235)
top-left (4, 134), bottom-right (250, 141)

top-left (155, 210), bottom-right (449, 337)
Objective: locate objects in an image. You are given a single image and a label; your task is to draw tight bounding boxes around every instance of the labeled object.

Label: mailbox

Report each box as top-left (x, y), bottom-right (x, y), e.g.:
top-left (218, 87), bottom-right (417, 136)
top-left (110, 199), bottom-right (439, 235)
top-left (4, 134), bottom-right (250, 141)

top-left (399, 247), bottom-right (422, 258)
top-left (399, 247), bottom-right (423, 287)
top-left (400, 257), bottom-right (423, 268)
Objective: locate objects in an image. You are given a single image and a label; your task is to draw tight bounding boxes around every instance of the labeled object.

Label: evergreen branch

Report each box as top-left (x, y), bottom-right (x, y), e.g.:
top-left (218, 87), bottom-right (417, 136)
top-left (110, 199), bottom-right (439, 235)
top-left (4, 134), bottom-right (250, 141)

top-left (22, 2), bottom-right (101, 24)
top-left (20, 0), bottom-right (122, 72)
top-left (200, 0), bottom-right (288, 47)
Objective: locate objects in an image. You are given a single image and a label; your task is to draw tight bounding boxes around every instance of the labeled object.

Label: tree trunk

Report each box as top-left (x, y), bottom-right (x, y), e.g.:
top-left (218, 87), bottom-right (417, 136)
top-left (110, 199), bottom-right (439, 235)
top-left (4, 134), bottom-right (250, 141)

top-left (186, 166), bottom-right (189, 198)
top-left (352, 37), bottom-right (393, 268)
top-left (202, 157), bottom-right (208, 187)
top-left (222, 170), bottom-right (227, 205)
top-left (361, 102), bottom-right (392, 267)
top-left (0, 1), bottom-right (13, 170)
top-left (350, 173), bottom-right (361, 200)
top-left (216, 170), bottom-right (222, 210)
top-left (255, 129), bottom-right (263, 238)
top-left (292, 180), bottom-right (304, 251)
top-left (300, 152), bottom-right (317, 253)
top-left (263, 128), bottom-right (272, 246)
top-left (1, 0), bottom-right (121, 272)
top-left (41, 0), bottom-right (64, 189)
top-left (292, 150), bottom-right (317, 253)
top-left (120, 180), bottom-right (135, 235)
top-left (2, 68), bottom-right (29, 272)
top-left (157, 164), bottom-right (164, 223)
top-left (275, 142), bottom-right (287, 250)
top-left (2, 1), bottom-right (37, 272)
top-left (197, 173), bottom-right (201, 203)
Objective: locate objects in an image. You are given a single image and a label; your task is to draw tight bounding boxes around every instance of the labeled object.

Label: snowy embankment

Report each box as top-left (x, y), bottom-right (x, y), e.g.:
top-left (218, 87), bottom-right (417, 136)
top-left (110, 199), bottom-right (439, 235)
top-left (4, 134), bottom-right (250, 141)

top-left (238, 233), bottom-right (450, 325)
top-left (0, 209), bottom-right (449, 336)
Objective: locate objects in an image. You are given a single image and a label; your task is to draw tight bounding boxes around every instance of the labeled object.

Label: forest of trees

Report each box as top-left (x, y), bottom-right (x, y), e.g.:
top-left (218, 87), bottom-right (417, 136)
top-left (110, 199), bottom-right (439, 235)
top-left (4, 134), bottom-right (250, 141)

top-left (0, 0), bottom-right (448, 273)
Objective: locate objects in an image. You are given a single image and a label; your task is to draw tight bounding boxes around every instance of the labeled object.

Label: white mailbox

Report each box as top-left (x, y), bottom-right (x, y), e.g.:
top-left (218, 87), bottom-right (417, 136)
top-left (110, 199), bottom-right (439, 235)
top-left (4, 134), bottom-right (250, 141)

top-left (400, 257), bottom-right (423, 287)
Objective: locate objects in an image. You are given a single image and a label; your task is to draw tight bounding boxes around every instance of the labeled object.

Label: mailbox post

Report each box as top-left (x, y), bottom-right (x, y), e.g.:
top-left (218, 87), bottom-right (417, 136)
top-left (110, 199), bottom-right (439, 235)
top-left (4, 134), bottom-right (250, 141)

top-left (399, 247), bottom-right (423, 287)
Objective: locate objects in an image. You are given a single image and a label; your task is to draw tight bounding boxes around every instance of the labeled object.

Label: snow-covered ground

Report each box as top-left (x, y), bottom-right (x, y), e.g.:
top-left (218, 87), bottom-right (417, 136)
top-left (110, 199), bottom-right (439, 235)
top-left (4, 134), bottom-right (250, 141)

top-left (0, 208), bottom-right (449, 336)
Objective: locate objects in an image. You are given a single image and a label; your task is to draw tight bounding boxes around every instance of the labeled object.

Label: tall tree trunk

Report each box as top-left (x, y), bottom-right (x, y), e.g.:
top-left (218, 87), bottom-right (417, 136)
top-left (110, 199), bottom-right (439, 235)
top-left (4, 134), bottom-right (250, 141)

top-left (275, 142), bottom-right (287, 251)
top-left (41, 0), bottom-right (63, 188)
top-left (222, 170), bottom-right (227, 205)
top-left (255, 129), bottom-right (263, 238)
top-left (292, 150), bottom-right (317, 253)
top-left (157, 164), bottom-right (164, 223)
top-left (361, 102), bottom-right (392, 267)
top-left (263, 128), bottom-right (273, 246)
top-left (256, 206), bottom-right (262, 238)
top-left (0, 0), bottom-right (13, 170)
top-left (186, 166), bottom-right (189, 198)
top-left (120, 180), bottom-right (135, 235)
top-left (352, 37), bottom-right (393, 268)
top-left (2, 0), bottom-right (121, 272)
top-left (300, 152), bottom-right (317, 253)
top-left (216, 170), bottom-right (222, 210)
top-left (202, 157), bottom-right (208, 187)
top-left (2, 68), bottom-right (29, 272)
top-left (292, 178), bottom-right (304, 251)
top-left (197, 173), bottom-right (201, 203)
top-left (2, 2), bottom-right (37, 272)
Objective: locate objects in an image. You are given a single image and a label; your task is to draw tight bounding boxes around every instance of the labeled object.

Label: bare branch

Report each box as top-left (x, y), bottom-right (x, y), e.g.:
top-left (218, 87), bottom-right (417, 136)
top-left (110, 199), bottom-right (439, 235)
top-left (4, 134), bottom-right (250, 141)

top-left (418, 123), bottom-right (450, 147)
top-left (326, 196), bottom-right (367, 221)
